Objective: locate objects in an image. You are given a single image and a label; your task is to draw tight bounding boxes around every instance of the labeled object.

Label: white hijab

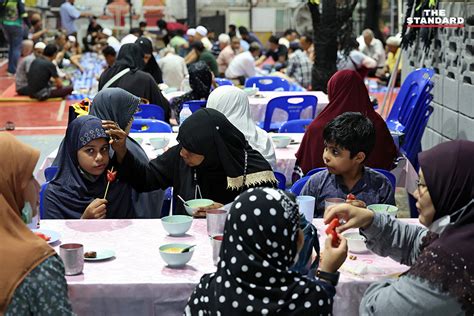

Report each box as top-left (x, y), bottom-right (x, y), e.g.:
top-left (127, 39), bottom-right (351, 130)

top-left (207, 86), bottom-right (276, 168)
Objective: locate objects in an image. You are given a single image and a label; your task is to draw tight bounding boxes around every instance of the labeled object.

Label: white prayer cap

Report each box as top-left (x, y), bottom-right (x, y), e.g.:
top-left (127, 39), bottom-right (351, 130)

top-left (218, 33), bottom-right (230, 44)
top-left (68, 35), bottom-right (76, 42)
top-left (103, 28), bottom-right (113, 37)
top-left (34, 42), bottom-right (46, 49)
top-left (186, 28), bottom-right (196, 36)
top-left (196, 25), bottom-right (208, 36)
top-left (386, 34), bottom-right (402, 46)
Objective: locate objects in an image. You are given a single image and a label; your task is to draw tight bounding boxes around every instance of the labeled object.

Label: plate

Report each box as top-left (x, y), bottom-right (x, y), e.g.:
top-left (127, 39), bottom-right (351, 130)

top-left (84, 249), bottom-right (116, 261)
top-left (31, 229), bottom-right (61, 244)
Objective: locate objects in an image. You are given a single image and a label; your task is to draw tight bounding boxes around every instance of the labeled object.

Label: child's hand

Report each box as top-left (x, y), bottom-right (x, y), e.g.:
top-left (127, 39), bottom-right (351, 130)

top-left (82, 198), bottom-right (107, 219)
top-left (319, 233), bottom-right (348, 273)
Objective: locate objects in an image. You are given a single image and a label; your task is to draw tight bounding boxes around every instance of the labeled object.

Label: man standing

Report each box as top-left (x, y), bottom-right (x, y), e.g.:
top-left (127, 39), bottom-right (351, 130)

top-left (27, 44), bottom-right (73, 100)
top-left (60, 0), bottom-right (91, 36)
top-left (357, 29), bottom-right (385, 76)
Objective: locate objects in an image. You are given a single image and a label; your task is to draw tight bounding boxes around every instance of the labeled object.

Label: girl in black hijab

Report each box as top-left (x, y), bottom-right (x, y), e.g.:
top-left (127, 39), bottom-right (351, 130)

top-left (135, 36), bottom-right (163, 84)
top-left (170, 61), bottom-right (213, 119)
top-left (103, 108), bottom-right (277, 215)
top-left (98, 43), bottom-right (171, 122)
top-left (325, 140), bottom-right (474, 315)
top-left (185, 188), bottom-right (342, 315)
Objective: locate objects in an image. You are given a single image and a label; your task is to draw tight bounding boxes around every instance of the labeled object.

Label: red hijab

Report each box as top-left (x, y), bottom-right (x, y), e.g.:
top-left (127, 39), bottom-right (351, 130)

top-left (295, 70), bottom-right (398, 174)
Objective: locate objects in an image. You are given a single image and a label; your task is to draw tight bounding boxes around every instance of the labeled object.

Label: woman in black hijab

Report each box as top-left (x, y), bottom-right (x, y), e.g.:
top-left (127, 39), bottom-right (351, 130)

top-left (171, 61), bottom-right (213, 119)
top-left (103, 108), bottom-right (277, 215)
top-left (98, 43), bottom-right (171, 122)
top-left (185, 187), bottom-right (345, 315)
top-left (135, 36), bottom-right (163, 84)
top-left (325, 140), bottom-right (474, 315)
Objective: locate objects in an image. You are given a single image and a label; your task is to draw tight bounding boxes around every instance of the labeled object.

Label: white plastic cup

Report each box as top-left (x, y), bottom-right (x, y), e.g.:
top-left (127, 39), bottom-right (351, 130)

top-left (296, 195), bottom-right (316, 222)
top-left (206, 209), bottom-right (227, 237)
top-left (324, 198), bottom-right (345, 216)
top-left (210, 235), bottom-right (223, 266)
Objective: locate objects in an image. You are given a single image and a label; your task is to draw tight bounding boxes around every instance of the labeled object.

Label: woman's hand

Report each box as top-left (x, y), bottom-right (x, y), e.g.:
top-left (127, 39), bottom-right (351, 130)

top-left (193, 202), bottom-right (224, 218)
top-left (102, 120), bottom-right (128, 162)
top-left (345, 199), bottom-right (366, 208)
top-left (324, 204), bottom-right (375, 233)
top-left (319, 233), bottom-right (348, 273)
top-left (81, 198), bottom-right (108, 219)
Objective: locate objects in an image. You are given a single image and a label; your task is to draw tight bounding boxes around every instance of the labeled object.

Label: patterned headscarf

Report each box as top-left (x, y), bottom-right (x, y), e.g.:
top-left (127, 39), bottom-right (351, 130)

top-left (185, 188), bottom-right (333, 315)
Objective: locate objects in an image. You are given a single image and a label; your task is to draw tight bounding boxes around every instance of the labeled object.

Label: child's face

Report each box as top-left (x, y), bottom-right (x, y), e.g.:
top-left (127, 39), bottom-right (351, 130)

top-left (323, 142), bottom-right (364, 175)
top-left (77, 138), bottom-right (110, 176)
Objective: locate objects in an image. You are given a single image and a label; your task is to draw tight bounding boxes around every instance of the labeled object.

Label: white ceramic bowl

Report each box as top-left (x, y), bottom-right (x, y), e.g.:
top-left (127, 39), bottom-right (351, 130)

top-left (272, 135), bottom-right (292, 148)
top-left (159, 243), bottom-right (194, 267)
top-left (367, 204), bottom-right (399, 217)
top-left (343, 232), bottom-right (369, 253)
top-left (150, 137), bottom-right (170, 150)
top-left (184, 199), bottom-right (214, 216)
top-left (161, 215), bottom-right (193, 236)
top-left (243, 87), bottom-right (258, 96)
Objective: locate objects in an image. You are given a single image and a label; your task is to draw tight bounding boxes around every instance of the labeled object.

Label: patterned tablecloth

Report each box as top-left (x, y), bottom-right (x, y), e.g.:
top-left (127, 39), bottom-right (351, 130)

top-left (40, 218), bottom-right (416, 316)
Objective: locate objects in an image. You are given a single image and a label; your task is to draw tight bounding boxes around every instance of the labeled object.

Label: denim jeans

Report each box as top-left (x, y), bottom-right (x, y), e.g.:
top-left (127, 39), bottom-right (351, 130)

top-left (2, 24), bottom-right (23, 74)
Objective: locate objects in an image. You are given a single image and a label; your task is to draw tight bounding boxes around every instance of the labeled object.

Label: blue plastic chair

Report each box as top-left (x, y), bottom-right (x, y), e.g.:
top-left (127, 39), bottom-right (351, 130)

top-left (274, 171), bottom-right (286, 190)
top-left (278, 119), bottom-right (313, 133)
top-left (134, 104), bottom-right (165, 121)
top-left (306, 167), bottom-right (326, 177)
top-left (183, 100), bottom-right (206, 113)
top-left (386, 68), bottom-right (434, 133)
top-left (401, 93), bottom-right (433, 152)
top-left (289, 176), bottom-right (310, 196)
top-left (402, 105), bottom-right (434, 167)
top-left (44, 166), bottom-right (59, 182)
top-left (261, 95), bottom-right (318, 132)
top-left (131, 119), bottom-right (172, 133)
top-left (244, 76), bottom-right (291, 91)
top-left (215, 78), bottom-right (234, 86)
top-left (39, 182), bottom-right (49, 218)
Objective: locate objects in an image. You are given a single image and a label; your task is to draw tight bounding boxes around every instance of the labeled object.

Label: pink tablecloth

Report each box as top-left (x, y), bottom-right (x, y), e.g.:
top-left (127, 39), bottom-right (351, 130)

top-left (41, 219), bottom-right (415, 316)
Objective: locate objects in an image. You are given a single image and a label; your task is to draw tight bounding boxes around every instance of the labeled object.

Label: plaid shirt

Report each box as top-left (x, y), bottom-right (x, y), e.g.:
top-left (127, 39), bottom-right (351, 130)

top-left (287, 50), bottom-right (312, 89)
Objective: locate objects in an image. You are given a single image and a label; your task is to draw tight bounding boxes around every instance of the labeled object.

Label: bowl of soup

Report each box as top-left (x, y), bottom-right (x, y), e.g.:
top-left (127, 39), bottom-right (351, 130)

top-left (159, 243), bottom-right (194, 267)
top-left (367, 204), bottom-right (398, 217)
top-left (150, 136), bottom-right (170, 150)
top-left (272, 135), bottom-right (292, 148)
top-left (342, 232), bottom-right (369, 253)
top-left (161, 215), bottom-right (193, 236)
top-left (184, 199), bottom-right (214, 216)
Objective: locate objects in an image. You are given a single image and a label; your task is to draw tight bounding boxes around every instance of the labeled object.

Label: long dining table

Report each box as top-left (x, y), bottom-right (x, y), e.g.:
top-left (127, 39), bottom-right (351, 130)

top-left (40, 218), bottom-right (415, 316)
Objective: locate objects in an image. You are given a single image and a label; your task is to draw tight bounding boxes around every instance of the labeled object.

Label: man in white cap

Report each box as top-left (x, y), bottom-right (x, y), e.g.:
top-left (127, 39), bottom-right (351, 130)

top-left (357, 29), bottom-right (386, 76)
top-left (16, 41), bottom-right (46, 95)
top-left (195, 25), bottom-right (213, 51)
top-left (381, 34), bottom-right (402, 86)
top-left (101, 28), bottom-right (121, 52)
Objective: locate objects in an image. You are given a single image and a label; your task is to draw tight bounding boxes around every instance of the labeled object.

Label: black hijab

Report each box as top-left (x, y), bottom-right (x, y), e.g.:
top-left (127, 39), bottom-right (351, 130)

top-left (177, 108), bottom-right (277, 190)
top-left (43, 116), bottom-right (135, 219)
top-left (408, 140), bottom-right (474, 314)
top-left (136, 37), bottom-right (163, 84)
top-left (185, 188), bottom-right (333, 315)
top-left (171, 61), bottom-right (213, 114)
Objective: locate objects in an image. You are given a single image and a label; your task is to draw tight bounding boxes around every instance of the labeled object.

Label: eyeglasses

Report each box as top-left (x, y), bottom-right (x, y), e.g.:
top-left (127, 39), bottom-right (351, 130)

top-left (416, 179), bottom-right (427, 193)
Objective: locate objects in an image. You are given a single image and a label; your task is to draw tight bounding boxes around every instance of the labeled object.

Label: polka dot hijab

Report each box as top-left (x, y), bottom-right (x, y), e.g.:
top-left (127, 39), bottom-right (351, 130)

top-left (185, 188), bottom-right (333, 315)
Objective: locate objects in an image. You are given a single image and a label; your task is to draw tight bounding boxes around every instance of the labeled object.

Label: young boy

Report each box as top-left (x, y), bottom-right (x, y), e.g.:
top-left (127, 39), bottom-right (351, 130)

top-left (301, 112), bottom-right (395, 217)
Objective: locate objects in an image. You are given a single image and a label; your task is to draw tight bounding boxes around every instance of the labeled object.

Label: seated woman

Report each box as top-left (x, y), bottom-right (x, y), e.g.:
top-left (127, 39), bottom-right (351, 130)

top-left (43, 115), bottom-right (135, 219)
top-left (325, 140), bottom-right (474, 315)
top-left (98, 43), bottom-right (171, 123)
top-left (170, 61), bottom-right (212, 121)
top-left (89, 88), bottom-right (165, 218)
top-left (103, 108), bottom-right (277, 215)
top-left (0, 133), bottom-right (73, 315)
top-left (185, 187), bottom-right (348, 315)
top-left (207, 86), bottom-right (276, 168)
top-left (295, 70), bottom-right (398, 175)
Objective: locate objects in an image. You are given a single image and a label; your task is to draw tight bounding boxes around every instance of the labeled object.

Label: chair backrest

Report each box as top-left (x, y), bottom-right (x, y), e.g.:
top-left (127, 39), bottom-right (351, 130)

top-left (305, 167), bottom-right (326, 177)
top-left (373, 168), bottom-right (396, 190)
top-left (401, 93), bottom-right (433, 150)
top-left (134, 104), bottom-right (165, 121)
top-left (183, 100), bottom-right (207, 113)
top-left (386, 68), bottom-right (434, 131)
top-left (244, 76), bottom-right (291, 91)
top-left (44, 166), bottom-right (59, 182)
top-left (289, 176), bottom-right (310, 196)
top-left (263, 95), bottom-right (318, 132)
top-left (278, 119), bottom-right (313, 133)
top-left (274, 171), bottom-right (286, 190)
top-left (131, 119), bottom-right (172, 133)
top-left (402, 105), bottom-right (434, 163)
top-left (215, 78), bottom-right (234, 86)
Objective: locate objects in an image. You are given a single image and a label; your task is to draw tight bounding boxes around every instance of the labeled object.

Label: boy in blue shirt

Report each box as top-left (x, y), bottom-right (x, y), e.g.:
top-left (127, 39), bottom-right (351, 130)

top-left (301, 112), bottom-right (395, 217)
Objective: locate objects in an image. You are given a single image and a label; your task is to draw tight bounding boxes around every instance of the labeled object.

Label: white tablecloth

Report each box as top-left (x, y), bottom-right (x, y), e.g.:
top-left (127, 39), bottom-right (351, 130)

top-left (165, 91), bottom-right (329, 123)
top-left (40, 218), bottom-right (414, 316)
top-left (35, 133), bottom-right (304, 186)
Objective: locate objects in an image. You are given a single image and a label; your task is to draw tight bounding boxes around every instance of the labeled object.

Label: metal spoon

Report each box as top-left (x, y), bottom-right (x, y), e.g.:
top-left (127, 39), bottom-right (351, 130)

top-left (180, 245), bottom-right (196, 253)
top-left (177, 194), bottom-right (191, 207)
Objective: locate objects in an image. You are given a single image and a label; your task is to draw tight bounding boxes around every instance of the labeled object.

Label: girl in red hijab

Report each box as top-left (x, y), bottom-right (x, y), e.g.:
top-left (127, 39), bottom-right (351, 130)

top-left (295, 70), bottom-right (398, 175)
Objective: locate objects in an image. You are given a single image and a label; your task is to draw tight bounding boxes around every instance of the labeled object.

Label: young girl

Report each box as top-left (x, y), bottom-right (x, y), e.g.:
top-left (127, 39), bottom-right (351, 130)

top-left (43, 115), bottom-right (135, 219)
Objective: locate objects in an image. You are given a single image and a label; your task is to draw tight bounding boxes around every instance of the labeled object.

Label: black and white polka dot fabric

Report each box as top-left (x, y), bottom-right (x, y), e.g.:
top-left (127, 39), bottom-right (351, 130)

top-left (185, 188), bottom-right (333, 315)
